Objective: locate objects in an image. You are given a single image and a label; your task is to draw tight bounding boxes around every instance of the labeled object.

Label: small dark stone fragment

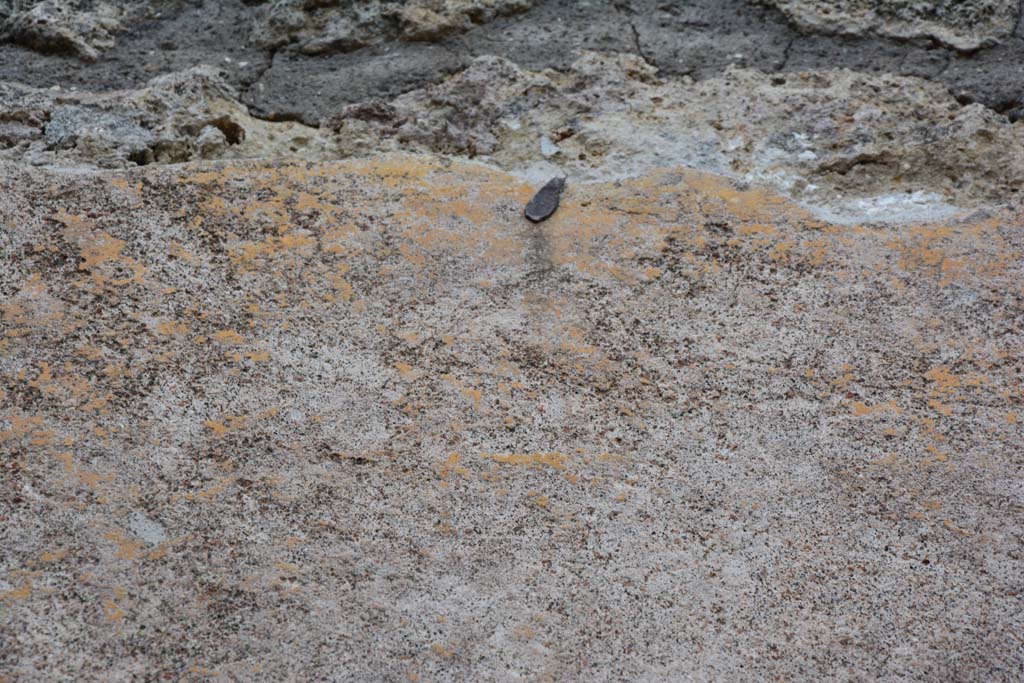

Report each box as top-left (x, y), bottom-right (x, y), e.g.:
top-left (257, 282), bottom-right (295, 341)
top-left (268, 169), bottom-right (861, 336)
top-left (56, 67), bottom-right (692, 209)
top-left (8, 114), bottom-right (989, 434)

top-left (525, 177), bottom-right (566, 223)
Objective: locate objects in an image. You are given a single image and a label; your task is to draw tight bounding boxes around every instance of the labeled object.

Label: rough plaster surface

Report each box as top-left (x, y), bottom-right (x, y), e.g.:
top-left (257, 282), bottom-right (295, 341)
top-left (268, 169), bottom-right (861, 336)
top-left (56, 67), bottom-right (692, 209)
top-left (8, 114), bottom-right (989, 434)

top-left (5, 53), bottom-right (1023, 223)
top-left (2, 0), bottom-right (1024, 680)
top-left (2, 0), bottom-right (1024, 117)
top-left (758, 0), bottom-right (1019, 51)
top-left (1, 156), bottom-right (1022, 681)
top-left (1, 0), bottom-right (126, 61)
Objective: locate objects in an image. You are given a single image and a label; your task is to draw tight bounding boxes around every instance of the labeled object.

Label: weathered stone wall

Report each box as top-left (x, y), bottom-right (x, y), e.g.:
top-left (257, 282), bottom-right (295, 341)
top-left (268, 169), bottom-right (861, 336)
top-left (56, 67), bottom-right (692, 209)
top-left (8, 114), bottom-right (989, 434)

top-left (2, 1), bottom-right (1023, 681)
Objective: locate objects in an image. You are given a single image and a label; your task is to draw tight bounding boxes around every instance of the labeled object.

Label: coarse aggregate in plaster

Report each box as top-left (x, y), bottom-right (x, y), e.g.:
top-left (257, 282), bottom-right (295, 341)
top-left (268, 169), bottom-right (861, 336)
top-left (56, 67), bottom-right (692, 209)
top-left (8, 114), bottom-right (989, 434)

top-left (0, 0), bottom-right (126, 62)
top-left (757, 0), bottom-right (1019, 51)
top-left (351, 53), bottom-right (1024, 214)
top-left (6, 52), bottom-right (1023, 223)
top-left (3, 0), bottom-right (1024, 120)
top-left (249, 0), bottom-right (541, 53)
top-left (0, 65), bottom-right (353, 170)
top-left (1, 156), bottom-right (1022, 681)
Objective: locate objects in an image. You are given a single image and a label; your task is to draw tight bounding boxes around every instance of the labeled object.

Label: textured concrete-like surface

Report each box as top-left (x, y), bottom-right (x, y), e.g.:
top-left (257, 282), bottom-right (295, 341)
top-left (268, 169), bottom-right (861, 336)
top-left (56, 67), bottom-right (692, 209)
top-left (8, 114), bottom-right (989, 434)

top-left (758, 0), bottom-right (1018, 50)
top-left (3, 0), bottom-right (1024, 121)
top-left (1, 157), bottom-right (1022, 681)
top-left (6, 52), bottom-right (1023, 226)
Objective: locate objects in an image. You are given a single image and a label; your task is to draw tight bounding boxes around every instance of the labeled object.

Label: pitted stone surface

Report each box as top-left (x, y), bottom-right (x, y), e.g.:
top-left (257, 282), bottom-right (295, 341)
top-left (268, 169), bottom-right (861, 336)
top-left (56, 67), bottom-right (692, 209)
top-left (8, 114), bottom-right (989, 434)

top-left (6, 53), bottom-right (1023, 222)
top-left (3, 1), bottom-right (1024, 120)
top-left (757, 0), bottom-right (1018, 51)
top-left (1, 157), bottom-right (1022, 681)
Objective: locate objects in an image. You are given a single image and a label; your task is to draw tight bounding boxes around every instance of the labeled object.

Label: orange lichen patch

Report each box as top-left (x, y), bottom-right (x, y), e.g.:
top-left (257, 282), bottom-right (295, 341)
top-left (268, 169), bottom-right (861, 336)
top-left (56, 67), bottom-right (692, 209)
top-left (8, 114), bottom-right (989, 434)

top-left (146, 543), bottom-right (172, 561)
top-left (27, 361), bottom-right (55, 393)
top-left (558, 326), bottom-right (599, 355)
top-left (103, 587), bottom-right (127, 623)
top-left (20, 362), bottom-right (98, 410)
top-left (943, 519), bottom-right (974, 537)
top-left (39, 549), bottom-right (67, 563)
top-left (683, 170), bottom-right (811, 225)
top-left (798, 238), bottom-right (831, 267)
top-left (170, 157), bottom-right (852, 293)
top-left (0, 410), bottom-right (52, 446)
top-left (938, 257), bottom-right (966, 286)
top-left (79, 232), bottom-right (125, 270)
top-left (1, 580), bottom-right (33, 602)
top-left (231, 230), bottom-right (318, 272)
top-left (737, 223), bottom-right (778, 238)
top-left (155, 320), bottom-right (190, 336)
top-left (767, 238), bottom-right (796, 262)
top-left (850, 400), bottom-right (902, 416)
top-left (397, 242), bottom-right (427, 267)
top-left (431, 643), bottom-right (456, 659)
top-left (79, 392), bottom-right (113, 414)
top-left (923, 445), bottom-right (949, 465)
top-left (397, 330), bottom-right (425, 347)
top-left (29, 428), bottom-right (55, 448)
top-left (356, 155), bottom-right (439, 190)
top-left (172, 478), bottom-right (234, 503)
top-left (443, 375), bottom-right (484, 407)
top-left (527, 492), bottom-right (550, 509)
top-left (320, 266), bottom-right (356, 303)
top-left (869, 453), bottom-right (899, 466)
top-left (102, 598), bottom-right (125, 623)
top-left (890, 220), bottom-right (1015, 287)
top-left (395, 162), bottom-right (525, 229)
top-left (52, 207), bottom-right (93, 230)
top-left (393, 182), bottom-right (532, 270)
top-left (484, 452), bottom-right (568, 470)
top-left (75, 344), bottom-right (105, 360)
top-left (831, 364), bottom-right (857, 390)
top-left (199, 195), bottom-right (228, 216)
top-left (211, 330), bottom-right (245, 345)
top-left (54, 451), bottom-right (114, 490)
top-left (924, 366), bottom-right (960, 394)
top-left (204, 420), bottom-right (229, 437)
top-left (927, 399), bottom-right (953, 416)
top-left (186, 666), bottom-right (216, 678)
top-left (1008, 412), bottom-right (1019, 425)
top-left (110, 176), bottom-right (142, 194)
top-left (204, 414), bottom-right (248, 437)
top-left (438, 453), bottom-right (469, 481)
top-left (962, 372), bottom-right (988, 387)
top-left (56, 216), bottom-right (149, 287)
top-left (294, 190), bottom-right (338, 217)
top-left (1, 274), bottom-right (66, 331)
top-left (322, 223), bottom-right (359, 254)
top-left (240, 195), bottom-right (290, 228)
top-left (426, 185), bottom-right (512, 227)
top-left (545, 205), bottom-right (628, 278)
top-left (104, 530), bottom-right (145, 561)
top-left (394, 362), bottom-right (425, 381)
top-left (892, 224), bottom-right (955, 263)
